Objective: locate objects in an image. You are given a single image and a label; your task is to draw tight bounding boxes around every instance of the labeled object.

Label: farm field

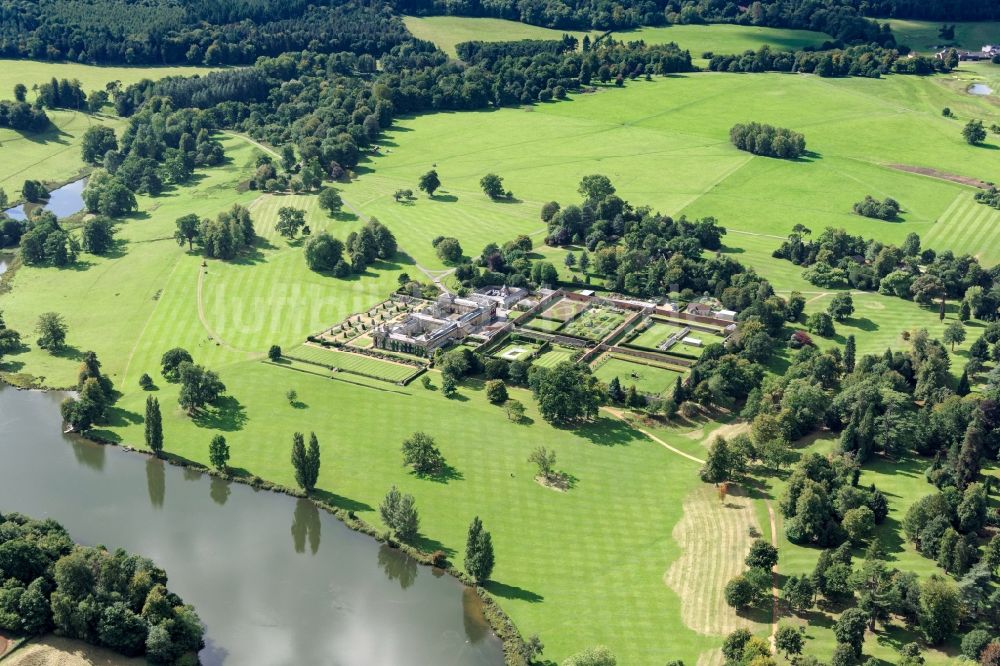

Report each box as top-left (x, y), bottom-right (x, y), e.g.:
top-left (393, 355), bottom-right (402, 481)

top-left (888, 20), bottom-right (1000, 53)
top-left (592, 355), bottom-right (683, 395)
top-left (285, 345), bottom-right (418, 382)
top-left (403, 16), bottom-right (595, 57)
top-left (0, 60), bottom-right (218, 102)
top-left (609, 24), bottom-right (832, 63)
top-left (402, 16), bottom-right (833, 65)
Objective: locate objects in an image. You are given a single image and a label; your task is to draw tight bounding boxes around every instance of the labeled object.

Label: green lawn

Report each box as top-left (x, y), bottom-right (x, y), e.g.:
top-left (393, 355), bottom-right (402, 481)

top-left (493, 340), bottom-right (542, 361)
top-left (0, 60), bottom-right (218, 103)
top-left (592, 355), bottom-right (683, 395)
top-left (888, 20), bottom-right (1000, 53)
top-left (286, 345), bottom-right (418, 382)
top-left (610, 24), bottom-right (832, 64)
top-left (522, 317), bottom-right (564, 332)
top-left (532, 344), bottom-right (578, 367)
top-left (5, 57), bottom-right (1000, 666)
top-left (0, 61), bottom-right (216, 197)
top-left (629, 321), bottom-right (686, 350)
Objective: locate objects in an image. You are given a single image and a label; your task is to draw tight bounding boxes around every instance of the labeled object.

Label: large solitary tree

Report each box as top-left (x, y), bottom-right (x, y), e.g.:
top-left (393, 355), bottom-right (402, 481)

top-left (418, 169), bottom-right (440, 197)
top-left (465, 516), bottom-right (495, 584)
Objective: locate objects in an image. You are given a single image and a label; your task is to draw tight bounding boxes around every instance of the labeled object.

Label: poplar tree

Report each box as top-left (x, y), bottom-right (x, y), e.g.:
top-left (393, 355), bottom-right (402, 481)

top-left (844, 335), bottom-right (856, 374)
top-left (145, 396), bottom-right (163, 457)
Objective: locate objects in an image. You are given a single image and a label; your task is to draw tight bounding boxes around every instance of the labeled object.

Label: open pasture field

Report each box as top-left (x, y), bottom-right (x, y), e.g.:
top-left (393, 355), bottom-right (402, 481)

top-left (286, 345), bottom-right (418, 382)
top-left (402, 16), bottom-right (832, 65)
top-left (0, 60), bottom-right (218, 102)
top-left (341, 69), bottom-right (999, 282)
top-left (610, 24), bottom-right (832, 63)
top-left (888, 20), bottom-right (1000, 53)
top-left (628, 320), bottom-right (686, 350)
top-left (592, 354), bottom-right (684, 395)
top-left (0, 110), bottom-right (124, 198)
top-left (403, 16), bottom-right (595, 57)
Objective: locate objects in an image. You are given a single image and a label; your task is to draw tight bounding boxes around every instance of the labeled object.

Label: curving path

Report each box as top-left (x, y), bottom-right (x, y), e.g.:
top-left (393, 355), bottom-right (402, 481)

top-left (601, 407), bottom-right (782, 648)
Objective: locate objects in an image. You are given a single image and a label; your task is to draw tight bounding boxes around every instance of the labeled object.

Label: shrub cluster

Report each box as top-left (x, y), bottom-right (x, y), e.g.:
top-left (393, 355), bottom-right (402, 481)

top-left (853, 195), bottom-right (900, 220)
top-left (729, 122), bottom-right (806, 159)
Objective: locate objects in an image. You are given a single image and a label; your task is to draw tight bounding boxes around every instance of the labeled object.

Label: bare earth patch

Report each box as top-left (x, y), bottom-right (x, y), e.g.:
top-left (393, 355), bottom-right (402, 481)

top-left (664, 484), bottom-right (765, 636)
top-left (886, 164), bottom-right (990, 189)
top-left (1, 636), bottom-right (144, 666)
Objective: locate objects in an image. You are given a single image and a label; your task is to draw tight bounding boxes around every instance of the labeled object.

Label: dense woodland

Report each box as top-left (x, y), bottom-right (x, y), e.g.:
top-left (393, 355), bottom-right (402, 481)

top-left (2, 0), bottom-right (997, 68)
top-left (0, 512), bottom-right (203, 663)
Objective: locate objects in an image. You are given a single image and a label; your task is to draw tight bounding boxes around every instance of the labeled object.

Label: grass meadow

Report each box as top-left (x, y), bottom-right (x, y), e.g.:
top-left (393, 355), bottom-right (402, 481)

top-left (0, 61), bottom-right (216, 198)
top-left (3, 45), bottom-right (1000, 664)
top-left (403, 16), bottom-right (596, 57)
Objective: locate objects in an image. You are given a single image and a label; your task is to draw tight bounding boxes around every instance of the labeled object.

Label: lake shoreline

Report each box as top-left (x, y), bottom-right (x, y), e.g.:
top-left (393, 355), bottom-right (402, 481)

top-left (0, 380), bottom-right (528, 666)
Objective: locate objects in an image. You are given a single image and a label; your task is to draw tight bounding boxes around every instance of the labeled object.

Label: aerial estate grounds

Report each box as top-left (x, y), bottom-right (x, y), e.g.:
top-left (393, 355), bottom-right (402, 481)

top-left (0, 15), bottom-right (999, 665)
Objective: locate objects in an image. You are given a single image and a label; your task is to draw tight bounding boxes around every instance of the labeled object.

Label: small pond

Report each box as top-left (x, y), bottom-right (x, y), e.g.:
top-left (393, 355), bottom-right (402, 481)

top-left (968, 83), bottom-right (994, 96)
top-left (4, 177), bottom-right (87, 221)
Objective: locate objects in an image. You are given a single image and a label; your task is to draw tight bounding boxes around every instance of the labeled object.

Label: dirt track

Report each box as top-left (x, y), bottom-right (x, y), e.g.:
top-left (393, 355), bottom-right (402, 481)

top-left (887, 164), bottom-right (990, 189)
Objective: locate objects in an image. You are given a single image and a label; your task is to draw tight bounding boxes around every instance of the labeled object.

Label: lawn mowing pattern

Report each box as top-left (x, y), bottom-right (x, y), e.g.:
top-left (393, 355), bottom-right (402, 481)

top-left (663, 485), bottom-right (767, 636)
top-left (922, 191), bottom-right (1000, 267)
top-left (560, 308), bottom-right (626, 341)
top-left (101, 364), bottom-right (716, 664)
top-left (592, 355), bottom-right (683, 395)
top-left (540, 298), bottom-right (589, 321)
top-left (521, 317), bottom-right (564, 332)
top-left (629, 321), bottom-right (686, 350)
top-left (532, 345), bottom-right (577, 367)
top-left (287, 345), bottom-right (418, 382)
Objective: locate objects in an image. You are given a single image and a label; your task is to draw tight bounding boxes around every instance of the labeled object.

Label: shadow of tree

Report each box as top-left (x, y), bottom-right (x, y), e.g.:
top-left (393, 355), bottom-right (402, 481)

top-left (484, 580), bottom-right (543, 603)
top-left (191, 395), bottom-right (248, 431)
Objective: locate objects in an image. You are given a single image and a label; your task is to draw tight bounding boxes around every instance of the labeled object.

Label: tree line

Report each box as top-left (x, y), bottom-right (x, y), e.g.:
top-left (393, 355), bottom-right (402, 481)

top-left (707, 44), bottom-right (949, 78)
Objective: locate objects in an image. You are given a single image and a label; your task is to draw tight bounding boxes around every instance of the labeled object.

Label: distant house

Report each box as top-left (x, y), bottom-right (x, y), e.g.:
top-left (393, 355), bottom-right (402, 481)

top-left (984, 45), bottom-right (999, 56)
top-left (685, 302), bottom-right (713, 316)
top-left (935, 48), bottom-right (990, 61)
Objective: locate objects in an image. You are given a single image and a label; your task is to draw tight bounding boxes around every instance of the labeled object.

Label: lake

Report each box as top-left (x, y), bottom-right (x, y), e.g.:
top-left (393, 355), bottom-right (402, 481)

top-left (4, 177), bottom-right (87, 221)
top-left (0, 385), bottom-right (505, 665)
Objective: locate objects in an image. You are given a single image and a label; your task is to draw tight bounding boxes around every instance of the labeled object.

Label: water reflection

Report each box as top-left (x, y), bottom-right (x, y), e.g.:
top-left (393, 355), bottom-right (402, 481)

top-left (209, 476), bottom-right (231, 506)
top-left (146, 457), bottom-right (165, 508)
top-left (290, 498), bottom-right (321, 555)
top-left (0, 385), bottom-right (505, 665)
top-left (378, 544), bottom-right (417, 590)
top-left (3, 178), bottom-right (87, 221)
top-left (463, 587), bottom-right (491, 644)
top-left (71, 434), bottom-right (106, 471)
